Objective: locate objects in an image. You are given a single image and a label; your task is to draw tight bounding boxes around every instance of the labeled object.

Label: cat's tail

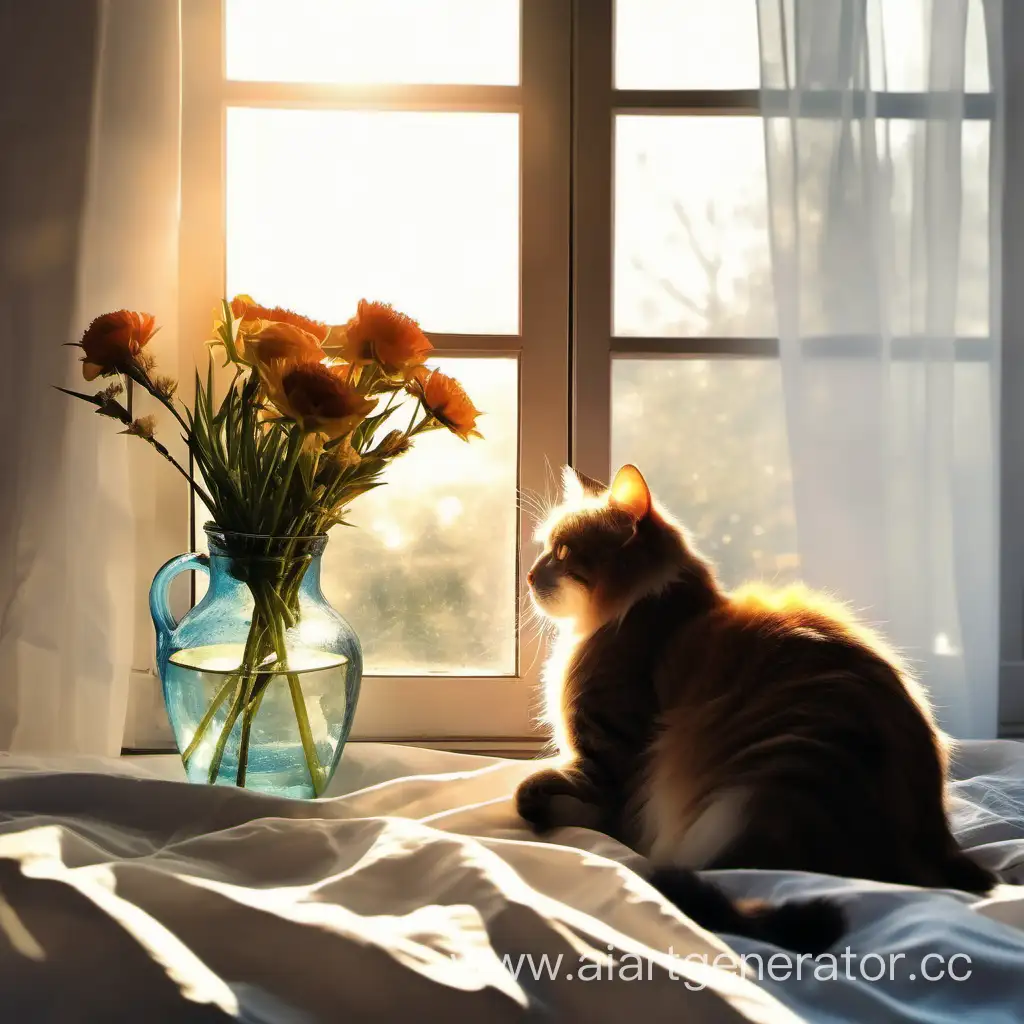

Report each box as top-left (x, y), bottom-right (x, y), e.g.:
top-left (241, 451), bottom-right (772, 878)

top-left (648, 868), bottom-right (845, 955)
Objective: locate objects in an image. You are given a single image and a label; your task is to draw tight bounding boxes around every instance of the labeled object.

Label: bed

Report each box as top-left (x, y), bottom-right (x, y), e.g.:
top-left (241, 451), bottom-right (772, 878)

top-left (0, 739), bottom-right (1021, 1022)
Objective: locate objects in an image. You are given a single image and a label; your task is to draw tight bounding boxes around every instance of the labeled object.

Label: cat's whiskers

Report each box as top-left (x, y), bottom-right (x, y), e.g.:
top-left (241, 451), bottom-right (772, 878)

top-left (518, 586), bottom-right (558, 674)
top-left (516, 486), bottom-right (552, 525)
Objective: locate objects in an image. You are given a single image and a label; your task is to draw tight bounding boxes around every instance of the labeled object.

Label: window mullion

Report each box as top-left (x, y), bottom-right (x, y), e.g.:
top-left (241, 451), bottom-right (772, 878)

top-left (515, 0), bottom-right (573, 735)
top-left (572, 0), bottom-right (614, 482)
top-left (222, 79), bottom-right (521, 112)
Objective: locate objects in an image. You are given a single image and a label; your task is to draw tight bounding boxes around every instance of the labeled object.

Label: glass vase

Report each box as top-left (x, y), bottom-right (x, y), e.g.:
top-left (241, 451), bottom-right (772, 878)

top-left (149, 527), bottom-right (362, 798)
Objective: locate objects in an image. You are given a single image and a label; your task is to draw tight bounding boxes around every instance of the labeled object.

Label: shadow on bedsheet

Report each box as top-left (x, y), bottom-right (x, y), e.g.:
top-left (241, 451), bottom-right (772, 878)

top-left (712, 873), bottom-right (1024, 1024)
top-left (702, 746), bottom-right (1024, 1024)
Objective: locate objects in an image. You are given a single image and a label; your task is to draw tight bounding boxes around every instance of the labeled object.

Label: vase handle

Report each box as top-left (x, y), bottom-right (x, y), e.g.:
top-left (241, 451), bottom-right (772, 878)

top-left (150, 553), bottom-right (210, 671)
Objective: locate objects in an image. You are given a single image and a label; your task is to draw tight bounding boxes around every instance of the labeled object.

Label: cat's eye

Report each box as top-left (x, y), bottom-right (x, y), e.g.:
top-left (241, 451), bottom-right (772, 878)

top-left (554, 544), bottom-right (570, 561)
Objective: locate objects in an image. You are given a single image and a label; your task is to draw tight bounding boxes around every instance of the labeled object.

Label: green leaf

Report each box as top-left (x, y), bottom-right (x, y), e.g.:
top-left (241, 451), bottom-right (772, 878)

top-left (53, 385), bottom-right (101, 405)
top-left (321, 433), bottom-right (348, 451)
top-left (94, 401), bottom-right (132, 424)
top-left (206, 355), bottom-right (215, 421)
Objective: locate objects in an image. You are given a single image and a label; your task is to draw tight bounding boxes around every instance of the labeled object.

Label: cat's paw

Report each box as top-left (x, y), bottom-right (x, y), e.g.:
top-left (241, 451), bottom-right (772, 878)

top-left (516, 767), bottom-right (601, 833)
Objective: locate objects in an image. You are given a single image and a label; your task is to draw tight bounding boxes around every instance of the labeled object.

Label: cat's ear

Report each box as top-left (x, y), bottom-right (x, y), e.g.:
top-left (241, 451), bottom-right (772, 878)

top-left (561, 465), bottom-right (606, 502)
top-left (609, 464), bottom-right (651, 520)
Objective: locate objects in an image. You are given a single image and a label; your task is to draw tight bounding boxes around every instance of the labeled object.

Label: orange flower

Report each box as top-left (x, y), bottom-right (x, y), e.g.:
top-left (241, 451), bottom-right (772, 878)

top-left (242, 320), bottom-right (324, 369)
top-left (230, 295), bottom-right (329, 343)
top-left (414, 368), bottom-right (482, 441)
top-left (337, 300), bottom-right (433, 376)
top-left (80, 310), bottom-right (157, 381)
top-left (261, 360), bottom-right (377, 439)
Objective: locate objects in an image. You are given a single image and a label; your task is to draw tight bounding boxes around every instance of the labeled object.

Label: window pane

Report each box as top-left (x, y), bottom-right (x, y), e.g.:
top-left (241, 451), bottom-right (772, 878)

top-left (612, 358), bottom-right (798, 588)
top-left (226, 0), bottom-right (520, 86)
top-left (958, 122), bottom-right (990, 336)
top-left (614, 116), bottom-right (775, 337)
top-left (867, 0), bottom-right (990, 93)
top-left (194, 358), bottom-right (518, 676)
top-left (328, 357), bottom-right (518, 675)
top-left (226, 108), bottom-right (519, 334)
top-left (615, 0), bottom-right (760, 89)
top-left (759, 117), bottom-right (990, 339)
top-left (880, 119), bottom-right (990, 337)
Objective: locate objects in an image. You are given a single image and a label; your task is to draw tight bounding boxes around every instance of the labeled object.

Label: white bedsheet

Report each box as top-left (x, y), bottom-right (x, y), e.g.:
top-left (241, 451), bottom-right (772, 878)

top-left (0, 740), bottom-right (1021, 1022)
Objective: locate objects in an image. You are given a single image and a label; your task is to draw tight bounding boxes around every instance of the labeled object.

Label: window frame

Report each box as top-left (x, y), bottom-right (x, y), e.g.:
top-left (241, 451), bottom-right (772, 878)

top-left (128, 0), bottom-right (1021, 748)
top-left (999, 0), bottom-right (1023, 733)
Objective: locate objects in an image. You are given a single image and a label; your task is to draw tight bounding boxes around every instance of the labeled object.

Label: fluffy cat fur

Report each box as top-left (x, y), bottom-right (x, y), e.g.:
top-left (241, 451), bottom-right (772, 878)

top-left (517, 464), bottom-right (996, 954)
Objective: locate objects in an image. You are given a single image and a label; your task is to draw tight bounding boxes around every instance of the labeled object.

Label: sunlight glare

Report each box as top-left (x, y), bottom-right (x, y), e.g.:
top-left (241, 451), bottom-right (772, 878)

top-left (226, 108), bottom-right (519, 333)
top-left (435, 496), bottom-right (464, 527)
top-left (226, 0), bottom-right (520, 85)
top-left (615, 0), bottom-right (760, 89)
top-left (372, 520), bottom-right (405, 551)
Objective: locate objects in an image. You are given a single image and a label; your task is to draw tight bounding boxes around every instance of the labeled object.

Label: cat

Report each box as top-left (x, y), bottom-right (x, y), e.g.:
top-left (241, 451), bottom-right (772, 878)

top-left (516, 463), bottom-right (996, 954)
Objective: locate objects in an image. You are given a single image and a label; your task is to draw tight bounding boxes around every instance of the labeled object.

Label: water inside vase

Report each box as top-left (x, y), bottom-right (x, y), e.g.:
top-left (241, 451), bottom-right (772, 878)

top-left (166, 643), bottom-right (350, 798)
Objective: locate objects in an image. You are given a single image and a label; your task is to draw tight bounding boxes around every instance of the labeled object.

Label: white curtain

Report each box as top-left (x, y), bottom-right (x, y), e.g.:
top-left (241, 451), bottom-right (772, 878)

top-left (757, 0), bottom-right (1003, 737)
top-left (0, 0), bottom-right (180, 754)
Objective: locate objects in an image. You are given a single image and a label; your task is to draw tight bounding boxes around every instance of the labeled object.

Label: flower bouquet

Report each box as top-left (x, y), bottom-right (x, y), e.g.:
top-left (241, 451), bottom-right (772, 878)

top-left (59, 298), bottom-right (481, 796)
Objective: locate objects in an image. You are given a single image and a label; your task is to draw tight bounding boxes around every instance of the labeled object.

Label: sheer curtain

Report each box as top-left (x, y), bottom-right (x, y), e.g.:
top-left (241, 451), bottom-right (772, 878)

top-left (0, 0), bottom-right (180, 754)
top-left (757, 0), bottom-right (1003, 737)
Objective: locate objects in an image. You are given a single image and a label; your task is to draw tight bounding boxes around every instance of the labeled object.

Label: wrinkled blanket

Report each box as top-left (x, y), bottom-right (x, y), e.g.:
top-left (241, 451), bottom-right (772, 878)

top-left (0, 739), bottom-right (1021, 1022)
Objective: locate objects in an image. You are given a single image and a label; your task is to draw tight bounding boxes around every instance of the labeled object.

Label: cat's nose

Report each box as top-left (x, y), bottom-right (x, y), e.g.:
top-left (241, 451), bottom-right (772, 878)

top-left (527, 567), bottom-right (536, 585)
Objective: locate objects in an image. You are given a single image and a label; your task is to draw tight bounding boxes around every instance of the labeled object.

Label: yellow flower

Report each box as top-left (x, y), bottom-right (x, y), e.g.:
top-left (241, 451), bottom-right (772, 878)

top-left (336, 300), bottom-right (433, 376)
top-left (80, 310), bottom-right (157, 381)
top-left (413, 368), bottom-right (483, 441)
top-left (261, 360), bottom-right (377, 439)
top-left (242, 319), bottom-right (324, 369)
top-left (230, 295), bottom-right (329, 343)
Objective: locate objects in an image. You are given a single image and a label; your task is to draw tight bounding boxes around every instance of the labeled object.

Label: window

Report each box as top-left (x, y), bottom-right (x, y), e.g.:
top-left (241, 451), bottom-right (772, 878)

top-left (165, 0), bottom-right (569, 747)
top-left (150, 0), bottom-right (1011, 749)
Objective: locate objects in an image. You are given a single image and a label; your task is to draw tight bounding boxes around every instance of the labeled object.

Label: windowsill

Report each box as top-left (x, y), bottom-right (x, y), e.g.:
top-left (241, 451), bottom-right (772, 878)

top-left (125, 668), bottom-right (547, 752)
top-left (107, 742), bottom-right (545, 799)
top-left (122, 738), bottom-right (544, 760)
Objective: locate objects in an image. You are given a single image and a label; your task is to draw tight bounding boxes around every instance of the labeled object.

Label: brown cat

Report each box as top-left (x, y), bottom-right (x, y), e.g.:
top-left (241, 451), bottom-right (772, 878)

top-left (517, 463), bottom-right (996, 953)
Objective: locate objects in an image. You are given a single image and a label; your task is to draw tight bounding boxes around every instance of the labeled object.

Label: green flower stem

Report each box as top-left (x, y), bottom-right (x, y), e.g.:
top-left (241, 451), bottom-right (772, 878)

top-left (123, 368), bottom-right (219, 513)
top-left (208, 642), bottom-right (271, 784)
top-left (268, 612), bottom-right (324, 796)
top-left (236, 568), bottom-right (303, 718)
top-left (234, 579), bottom-right (297, 788)
top-left (404, 398), bottom-right (422, 438)
top-left (182, 604), bottom-right (270, 767)
top-left (269, 431), bottom-right (304, 535)
top-left (180, 673), bottom-right (237, 764)
top-left (238, 683), bottom-right (273, 778)
top-left (234, 651), bottom-right (264, 787)
top-left (234, 698), bottom-right (255, 788)
top-left (287, 670), bottom-right (324, 795)
top-left (207, 676), bottom-right (248, 784)
top-left (204, 613), bottom-right (273, 784)
top-left (141, 433), bottom-right (217, 513)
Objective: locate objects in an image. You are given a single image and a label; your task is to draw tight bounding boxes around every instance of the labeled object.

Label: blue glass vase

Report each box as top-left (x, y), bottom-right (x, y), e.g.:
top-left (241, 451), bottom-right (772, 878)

top-left (150, 527), bottom-right (362, 799)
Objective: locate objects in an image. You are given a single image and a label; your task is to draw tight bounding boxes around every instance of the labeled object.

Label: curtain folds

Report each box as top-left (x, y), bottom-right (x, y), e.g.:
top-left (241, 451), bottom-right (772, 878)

top-left (756, 0), bottom-right (1003, 737)
top-left (0, 0), bottom-right (181, 754)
